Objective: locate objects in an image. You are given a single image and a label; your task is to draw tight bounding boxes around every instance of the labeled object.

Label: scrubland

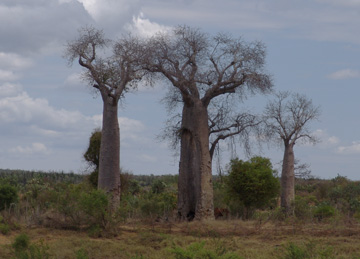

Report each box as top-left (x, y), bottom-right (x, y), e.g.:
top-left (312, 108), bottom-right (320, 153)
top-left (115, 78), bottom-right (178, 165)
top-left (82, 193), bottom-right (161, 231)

top-left (1, 170), bottom-right (360, 258)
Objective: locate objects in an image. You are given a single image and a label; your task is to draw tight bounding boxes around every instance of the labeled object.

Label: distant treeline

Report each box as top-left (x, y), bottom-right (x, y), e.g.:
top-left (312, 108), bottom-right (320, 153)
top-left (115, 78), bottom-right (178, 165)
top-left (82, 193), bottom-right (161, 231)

top-left (0, 169), bottom-right (180, 188)
top-left (0, 169), bottom-right (85, 186)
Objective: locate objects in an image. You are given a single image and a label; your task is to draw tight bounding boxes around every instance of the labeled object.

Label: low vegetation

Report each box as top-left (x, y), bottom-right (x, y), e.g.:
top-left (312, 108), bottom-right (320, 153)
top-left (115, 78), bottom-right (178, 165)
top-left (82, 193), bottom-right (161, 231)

top-left (1, 169), bottom-right (360, 258)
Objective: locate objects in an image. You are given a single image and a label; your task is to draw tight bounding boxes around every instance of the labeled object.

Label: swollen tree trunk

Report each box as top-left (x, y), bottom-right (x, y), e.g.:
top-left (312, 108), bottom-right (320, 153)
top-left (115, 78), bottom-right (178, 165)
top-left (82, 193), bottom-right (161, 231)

top-left (178, 100), bottom-right (214, 221)
top-left (281, 142), bottom-right (295, 215)
top-left (98, 95), bottom-right (121, 210)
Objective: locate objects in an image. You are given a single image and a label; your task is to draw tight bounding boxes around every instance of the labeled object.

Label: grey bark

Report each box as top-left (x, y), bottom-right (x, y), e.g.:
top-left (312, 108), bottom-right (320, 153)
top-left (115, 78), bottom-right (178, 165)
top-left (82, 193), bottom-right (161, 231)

top-left (281, 142), bottom-right (295, 215)
top-left (178, 100), bottom-right (214, 221)
top-left (98, 94), bottom-right (121, 209)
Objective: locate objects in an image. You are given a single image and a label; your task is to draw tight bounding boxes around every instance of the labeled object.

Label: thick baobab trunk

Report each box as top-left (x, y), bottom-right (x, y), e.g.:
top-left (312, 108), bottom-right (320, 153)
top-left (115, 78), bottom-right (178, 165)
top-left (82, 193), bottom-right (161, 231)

top-left (98, 96), bottom-right (121, 210)
top-left (281, 142), bottom-right (295, 215)
top-left (178, 100), bottom-right (214, 221)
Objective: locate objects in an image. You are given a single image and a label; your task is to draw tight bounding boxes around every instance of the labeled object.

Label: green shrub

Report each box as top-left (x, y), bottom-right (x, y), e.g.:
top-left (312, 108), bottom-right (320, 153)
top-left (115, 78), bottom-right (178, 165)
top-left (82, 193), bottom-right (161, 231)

top-left (136, 189), bottom-right (177, 219)
top-left (12, 234), bottom-right (50, 258)
top-left (87, 170), bottom-right (98, 188)
top-left (76, 248), bottom-right (89, 259)
top-left (294, 196), bottom-right (313, 221)
top-left (0, 223), bottom-right (10, 235)
top-left (225, 157), bottom-right (280, 218)
top-left (84, 129), bottom-right (101, 177)
top-left (12, 233), bottom-right (30, 252)
top-left (284, 242), bottom-right (310, 259)
top-left (26, 241), bottom-right (50, 259)
top-left (314, 203), bottom-right (335, 221)
top-left (87, 224), bottom-right (102, 238)
top-left (282, 241), bottom-right (334, 259)
top-left (79, 189), bottom-right (109, 227)
top-left (171, 241), bottom-right (242, 259)
top-left (54, 184), bottom-right (110, 229)
top-left (55, 184), bottom-right (85, 226)
top-left (23, 178), bottom-right (54, 213)
top-left (151, 180), bottom-right (167, 194)
top-left (0, 184), bottom-right (18, 210)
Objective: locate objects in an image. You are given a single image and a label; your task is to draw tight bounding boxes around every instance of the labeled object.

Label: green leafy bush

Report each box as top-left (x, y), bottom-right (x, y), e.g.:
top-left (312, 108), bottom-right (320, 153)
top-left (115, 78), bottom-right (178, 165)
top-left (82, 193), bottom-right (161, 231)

top-left (76, 248), bottom-right (89, 259)
top-left (84, 129), bottom-right (101, 169)
top-left (294, 196), bottom-right (313, 221)
top-left (0, 183), bottom-right (18, 210)
top-left (139, 191), bottom-right (177, 219)
top-left (282, 241), bottom-right (334, 259)
top-left (12, 233), bottom-right (30, 252)
top-left (79, 188), bottom-right (109, 227)
top-left (0, 223), bottom-right (10, 235)
top-left (225, 157), bottom-right (280, 218)
top-left (12, 234), bottom-right (50, 259)
top-left (314, 203), bottom-right (335, 221)
top-left (151, 180), bottom-right (167, 194)
top-left (171, 241), bottom-right (242, 259)
top-left (54, 183), bottom-right (110, 229)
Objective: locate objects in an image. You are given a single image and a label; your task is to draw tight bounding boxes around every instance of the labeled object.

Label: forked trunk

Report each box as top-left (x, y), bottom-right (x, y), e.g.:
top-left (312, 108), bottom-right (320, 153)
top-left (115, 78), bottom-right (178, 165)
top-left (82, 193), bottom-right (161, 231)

top-left (281, 142), bottom-right (295, 215)
top-left (98, 96), bottom-right (121, 210)
top-left (178, 100), bottom-right (214, 221)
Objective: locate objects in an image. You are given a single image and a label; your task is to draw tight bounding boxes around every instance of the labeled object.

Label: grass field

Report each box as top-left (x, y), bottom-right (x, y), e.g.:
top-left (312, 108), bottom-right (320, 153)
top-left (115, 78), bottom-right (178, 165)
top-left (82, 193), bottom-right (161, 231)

top-left (1, 219), bottom-right (360, 258)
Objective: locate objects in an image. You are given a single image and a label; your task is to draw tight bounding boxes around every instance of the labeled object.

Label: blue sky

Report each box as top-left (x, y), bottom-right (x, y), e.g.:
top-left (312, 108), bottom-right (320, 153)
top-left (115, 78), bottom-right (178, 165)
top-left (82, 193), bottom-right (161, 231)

top-left (0, 0), bottom-right (360, 179)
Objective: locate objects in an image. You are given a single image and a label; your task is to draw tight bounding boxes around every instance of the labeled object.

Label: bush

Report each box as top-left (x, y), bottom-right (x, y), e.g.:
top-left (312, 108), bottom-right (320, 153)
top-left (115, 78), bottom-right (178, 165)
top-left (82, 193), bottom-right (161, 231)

top-left (294, 196), bottom-right (313, 221)
top-left (282, 241), bottom-right (334, 259)
top-left (225, 157), bottom-right (280, 218)
top-left (87, 170), bottom-right (98, 188)
top-left (79, 188), bottom-right (109, 227)
top-left (54, 184), bottom-right (110, 229)
top-left (151, 180), bottom-right (166, 194)
top-left (0, 223), bottom-right (10, 235)
top-left (139, 191), bottom-right (177, 219)
top-left (171, 241), bottom-right (242, 259)
top-left (314, 203), bottom-right (335, 221)
top-left (12, 234), bottom-right (50, 259)
top-left (0, 184), bottom-right (18, 210)
top-left (76, 248), bottom-right (89, 259)
top-left (12, 233), bottom-right (30, 252)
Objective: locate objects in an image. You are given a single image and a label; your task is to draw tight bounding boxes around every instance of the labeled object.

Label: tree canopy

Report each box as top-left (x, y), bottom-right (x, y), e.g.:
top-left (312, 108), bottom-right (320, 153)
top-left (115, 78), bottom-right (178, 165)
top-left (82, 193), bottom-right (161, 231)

top-left (225, 156), bottom-right (280, 217)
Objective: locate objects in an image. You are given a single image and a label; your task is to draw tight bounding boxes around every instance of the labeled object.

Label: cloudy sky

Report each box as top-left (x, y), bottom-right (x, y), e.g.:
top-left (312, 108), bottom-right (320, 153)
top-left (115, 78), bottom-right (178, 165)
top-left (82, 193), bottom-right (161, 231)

top-left (1, 0), bottom-right (360, 179)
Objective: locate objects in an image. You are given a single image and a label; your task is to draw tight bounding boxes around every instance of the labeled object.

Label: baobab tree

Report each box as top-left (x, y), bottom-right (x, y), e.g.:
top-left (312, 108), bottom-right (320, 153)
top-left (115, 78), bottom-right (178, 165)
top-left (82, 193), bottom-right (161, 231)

top-left (263, 91), bottom-right (320, 215)
top-left (65, 26), bottom-right (146, 209)
top-left (143, 26), bottom-right (272, 220)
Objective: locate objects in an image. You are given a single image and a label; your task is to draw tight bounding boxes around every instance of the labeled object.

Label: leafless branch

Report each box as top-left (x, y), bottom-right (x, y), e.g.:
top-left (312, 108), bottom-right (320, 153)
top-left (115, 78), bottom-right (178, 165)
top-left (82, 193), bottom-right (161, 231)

top-left (263, 91), bottom-right (321, 146)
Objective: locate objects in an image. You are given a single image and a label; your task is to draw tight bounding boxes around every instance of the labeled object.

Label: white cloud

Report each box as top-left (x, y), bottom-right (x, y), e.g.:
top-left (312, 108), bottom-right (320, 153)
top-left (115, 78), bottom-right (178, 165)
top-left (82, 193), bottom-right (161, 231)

top-left (327, 69), bottom-right (360, 79)
top-left (313, 129), bottom-right (340, 147)
top-left (327, 136), bottom-right (340, 145)
top-left (0, 89), bottom-right (87, 128)
top-left (0, 83), bottom-right (144, 139)
top-left (10, 143), bottom-right (48, 155)
top-left (65, 73), bottom-right (83, 86)
top-left (337, 141), bottom-right (360, 154)
top-left (0, 52), bottom-right (33, 70)
top-left (125, 13), bottom-right (171, 37)
top-left (0, 0), bottom-right (92, 54)
top-left (141, 0), bottom-right (360, 44)
top-left (0, 69), bottom-right (19, 81)
top-left (118, 117), bottom-right (145, 132)
top-left (0, 83), bottom-right (23, 98)
top-left (76, 0), bottom-right (140, 26)
top-left (0, 82), bottom-right (149, 170)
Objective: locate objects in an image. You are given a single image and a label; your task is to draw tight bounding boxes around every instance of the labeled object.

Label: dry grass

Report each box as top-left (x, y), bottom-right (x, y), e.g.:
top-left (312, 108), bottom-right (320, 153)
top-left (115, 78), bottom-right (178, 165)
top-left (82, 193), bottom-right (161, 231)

top-left (1, 219), bottom-right (360, 258)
